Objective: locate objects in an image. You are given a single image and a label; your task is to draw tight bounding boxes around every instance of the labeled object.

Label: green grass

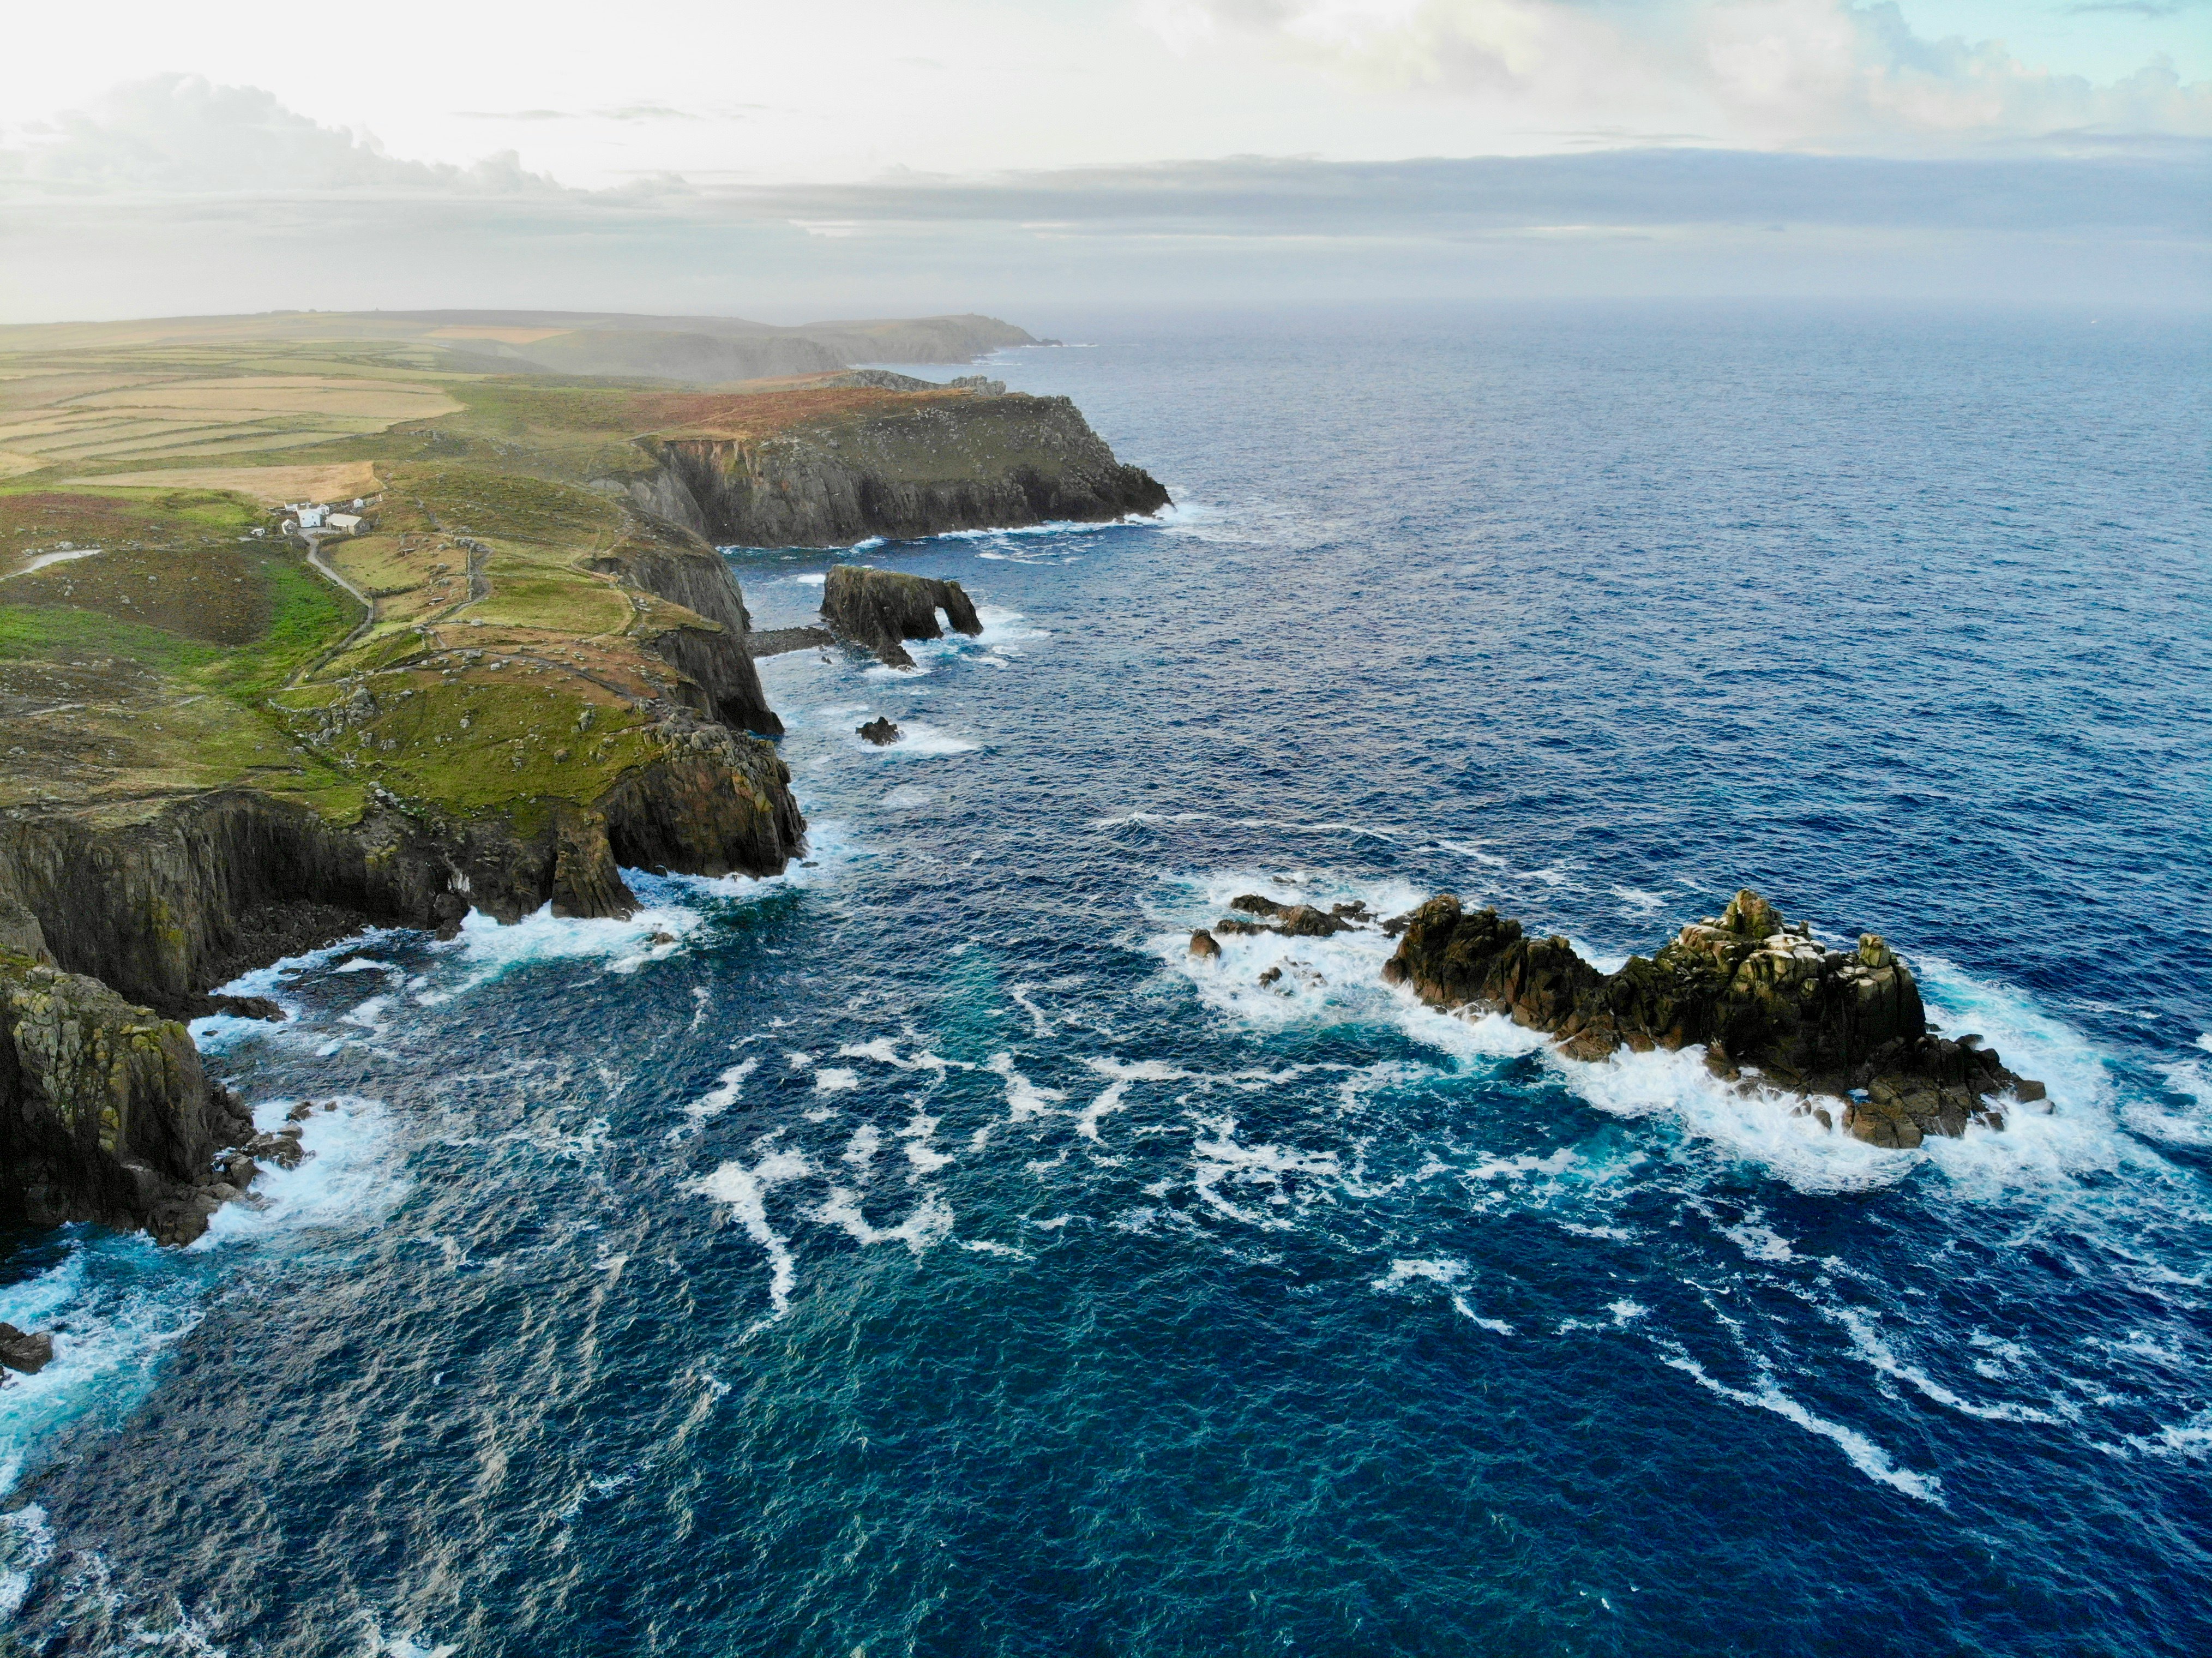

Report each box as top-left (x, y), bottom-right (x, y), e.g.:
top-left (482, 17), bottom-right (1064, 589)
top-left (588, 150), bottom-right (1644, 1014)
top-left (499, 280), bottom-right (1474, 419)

top-left (0, 604), bottom-right (225, 671)
top-left (272, 674), bottom-right (658, 816)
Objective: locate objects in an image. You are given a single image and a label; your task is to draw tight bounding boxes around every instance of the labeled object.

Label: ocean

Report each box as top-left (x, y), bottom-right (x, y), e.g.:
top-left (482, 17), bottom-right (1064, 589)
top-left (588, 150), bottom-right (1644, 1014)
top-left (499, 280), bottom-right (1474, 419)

top-left (2, 303), bottom-right (2207, 1655)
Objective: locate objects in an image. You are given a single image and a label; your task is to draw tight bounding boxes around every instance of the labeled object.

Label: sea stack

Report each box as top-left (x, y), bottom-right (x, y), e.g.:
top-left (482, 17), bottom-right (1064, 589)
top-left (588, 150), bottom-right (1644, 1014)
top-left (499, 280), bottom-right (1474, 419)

top-left (822, 565), bottom-right (983, 669)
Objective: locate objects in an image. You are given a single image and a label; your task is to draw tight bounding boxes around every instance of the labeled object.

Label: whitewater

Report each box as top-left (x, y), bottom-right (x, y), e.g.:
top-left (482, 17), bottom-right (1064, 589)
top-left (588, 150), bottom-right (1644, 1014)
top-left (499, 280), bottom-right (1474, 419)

top-left (0, 304), bottom-right (2205, 1656)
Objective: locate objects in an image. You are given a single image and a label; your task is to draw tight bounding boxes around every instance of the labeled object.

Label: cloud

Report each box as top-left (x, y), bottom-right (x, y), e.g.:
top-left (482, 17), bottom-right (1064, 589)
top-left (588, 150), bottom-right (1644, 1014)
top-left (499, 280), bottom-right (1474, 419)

top-left (0, 78), bottom-right (2200, 318)
top-left (2066, 2), bottom-right (2204, 15)
top-left (0, 75), bottom-right (566, 197)
top-left (455, 104), bottom-right (710, 123)
top-left (701, 145), bottom-right (2211, 240)
top-left (1141, 0), bottom-right (2212, 145)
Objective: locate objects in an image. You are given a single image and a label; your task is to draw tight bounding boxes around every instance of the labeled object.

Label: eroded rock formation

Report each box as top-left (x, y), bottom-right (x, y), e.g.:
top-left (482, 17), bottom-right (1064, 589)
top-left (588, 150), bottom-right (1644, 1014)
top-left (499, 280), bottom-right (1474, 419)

top-left (0, 723), bottom-right (797, 1021)
top-left (1, 908), bottom-right (251, 1244)
top-left (632, 393), bottom-right (1170, 548)
top-left (821, 565), bottom-right (983, 669)
top-left (1382, 888), bottom-right (2045, 1147)
top-left (0, 711), bottom-right (802, 1239)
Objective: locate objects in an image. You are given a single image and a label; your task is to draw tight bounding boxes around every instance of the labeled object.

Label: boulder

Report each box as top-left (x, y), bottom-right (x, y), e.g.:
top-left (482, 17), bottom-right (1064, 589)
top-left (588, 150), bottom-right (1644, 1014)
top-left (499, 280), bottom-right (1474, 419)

top-left (208, 995), bottom-right (286, 1022)
top-left (1188, 930), bottom-right (1221, 960)
top-left (857, 717), bottom-right (902, 746)
top-left (0, 1322), bottom-right (52, 1375)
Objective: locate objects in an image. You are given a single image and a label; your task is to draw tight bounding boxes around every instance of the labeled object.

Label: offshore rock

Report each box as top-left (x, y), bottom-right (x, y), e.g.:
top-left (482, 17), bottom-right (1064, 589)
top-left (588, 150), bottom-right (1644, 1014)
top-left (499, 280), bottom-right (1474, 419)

top-left (1189, 929), bottom-right (1222, 960)
top-left (857, 717), bottom-right (902, 746)
top-left (1382, 888), bottom-right (2042, 1142)
top-left (0, 944), bottom-right (251, 1243)
top-left (822, 565), bottom-right (983, 669)
top-left (747, 624), bottom-right (835, 659)
top-left (1229, 894), bottom-right (1355, 938)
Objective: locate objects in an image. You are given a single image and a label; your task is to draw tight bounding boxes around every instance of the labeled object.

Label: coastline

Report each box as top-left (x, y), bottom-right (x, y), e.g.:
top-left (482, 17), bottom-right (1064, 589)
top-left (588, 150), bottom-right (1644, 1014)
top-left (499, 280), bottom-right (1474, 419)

top-left (0, 314), bottom-right (1169, 1245)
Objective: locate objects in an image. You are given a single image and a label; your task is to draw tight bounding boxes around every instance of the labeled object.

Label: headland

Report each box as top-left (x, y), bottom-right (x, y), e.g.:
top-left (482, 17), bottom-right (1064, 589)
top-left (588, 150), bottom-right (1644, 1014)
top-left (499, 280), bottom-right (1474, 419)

top-left (0, 310), bottom-right (1168, 1242)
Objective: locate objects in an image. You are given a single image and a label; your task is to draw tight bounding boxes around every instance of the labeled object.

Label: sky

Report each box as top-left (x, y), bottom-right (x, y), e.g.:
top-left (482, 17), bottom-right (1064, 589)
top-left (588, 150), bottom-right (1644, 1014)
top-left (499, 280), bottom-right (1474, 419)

top-left (1, 1), bottom-right (2206, 321)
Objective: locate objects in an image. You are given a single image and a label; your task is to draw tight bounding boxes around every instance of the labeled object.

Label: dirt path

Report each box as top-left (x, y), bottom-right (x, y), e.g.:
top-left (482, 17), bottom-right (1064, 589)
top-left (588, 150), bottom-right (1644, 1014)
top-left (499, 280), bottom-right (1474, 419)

top-left (296, 532), bottom-right (376, 684)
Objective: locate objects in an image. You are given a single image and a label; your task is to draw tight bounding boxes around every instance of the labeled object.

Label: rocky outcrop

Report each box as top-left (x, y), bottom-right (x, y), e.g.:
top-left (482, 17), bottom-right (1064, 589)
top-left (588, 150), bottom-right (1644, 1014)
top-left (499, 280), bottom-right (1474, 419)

top-left (0, 723), bottom-right (800, 1019)
top-left (1382, 888), bottom-right (2044, 1146)
top-left (633, 392), bottom-right (1170, 548)
top-left (1, 925), bottom-right (252, 1244)
top-left (0, 1322), bottom-right (53, 1374)
top-left (588, 519), bottom-right (783, 735)
top-left (857, 717), bottom-right (901, 746)
top-left (822, 566), bottom-right (983, 669)
top-left (747, 625), bottom-right (834, 658)
top-left (0, 714), bottom-right (802, 1239)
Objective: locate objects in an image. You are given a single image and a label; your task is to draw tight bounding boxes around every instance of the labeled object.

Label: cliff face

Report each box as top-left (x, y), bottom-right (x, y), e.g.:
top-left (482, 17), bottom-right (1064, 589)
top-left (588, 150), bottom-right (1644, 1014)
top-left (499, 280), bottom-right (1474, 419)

top-left (821, 566), bottom-right (983, 669)
top-left (589, 521), bottom-right (783, 735)
top-left (0, 725), bottom-right (800, 1021)
top-left (632, 392), bottom-right (1170, 548)
top-left (0, 903), bottom-right (251, 1244)
top-left (0, 718), bottom-right (800, 1239)
top-left (1382, 888), bottom-right (2043, 1147)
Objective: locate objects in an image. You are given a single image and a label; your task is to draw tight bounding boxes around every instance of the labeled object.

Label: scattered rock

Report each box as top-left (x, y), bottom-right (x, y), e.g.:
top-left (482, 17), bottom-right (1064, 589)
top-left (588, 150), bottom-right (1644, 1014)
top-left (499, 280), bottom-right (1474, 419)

top-left (0, 1322), bottom-right (53, 1374)
top-left (1189, 929), bottom-right (1221, 960)
top-left (857, 717), bottom-right (903, 746)
top-left (247, 1126), bottom-right (310, 1172)
top-left (1227, 895), bottom-right (1353, 938)
top-left (1258, 966), bottom-right (1283, 988)
top-left (209, 994), bottom-right (286, 1022)
top-left (1382, 887), bottom-right (2043, 1139)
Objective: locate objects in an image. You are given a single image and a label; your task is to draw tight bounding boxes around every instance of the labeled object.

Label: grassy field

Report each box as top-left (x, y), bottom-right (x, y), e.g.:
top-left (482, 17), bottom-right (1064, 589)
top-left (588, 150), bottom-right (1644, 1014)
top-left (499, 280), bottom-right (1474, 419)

top-left (0, 312), bottom-right (1021, 838)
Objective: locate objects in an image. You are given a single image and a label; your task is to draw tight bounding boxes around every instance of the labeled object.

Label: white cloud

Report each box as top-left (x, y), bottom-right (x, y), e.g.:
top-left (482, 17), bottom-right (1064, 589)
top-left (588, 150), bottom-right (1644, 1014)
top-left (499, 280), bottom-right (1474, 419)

top-left (1143, 0), bottom-right (2212, 146)
top-left (0, 75), bottom-right (564, 198)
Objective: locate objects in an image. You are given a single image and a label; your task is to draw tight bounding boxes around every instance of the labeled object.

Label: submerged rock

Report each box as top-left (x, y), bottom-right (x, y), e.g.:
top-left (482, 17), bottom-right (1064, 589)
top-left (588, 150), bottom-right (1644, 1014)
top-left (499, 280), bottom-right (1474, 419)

top-left (1382, 887), bottom-right (2042, 1141)
top-left (207, 994), bottom-right (286, 1023)
top-left (822, 566), bottom-right (983, 669)
top-left (1226, 894), bottom-right (1355, 938)
top-left (857, 717), bottom-right (903, 746)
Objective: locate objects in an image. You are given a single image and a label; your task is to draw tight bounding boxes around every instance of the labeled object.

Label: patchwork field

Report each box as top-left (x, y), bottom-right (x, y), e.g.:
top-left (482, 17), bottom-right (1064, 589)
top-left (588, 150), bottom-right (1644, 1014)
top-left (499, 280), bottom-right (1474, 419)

top-left (0, 310), bottom-right (1034, 837)
top-left (74, 460), bottom-right (383, 505)
top-left (0, 368), bottom-right (460, 469)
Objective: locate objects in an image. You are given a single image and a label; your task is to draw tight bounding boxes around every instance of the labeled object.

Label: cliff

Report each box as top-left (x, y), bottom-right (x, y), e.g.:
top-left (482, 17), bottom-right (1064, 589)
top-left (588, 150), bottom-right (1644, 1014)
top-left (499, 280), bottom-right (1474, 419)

top-left (628, 389), bottom-right (1169, 547)
top-left (0, 314), bottom-right (1172, 1245)
top-left (588, 513), bottom-right (783, 735)
top-left (820, 565), bottom-right (982, 669)
top-left (0, 902), bottom-right (251, 1244)
top-left (0, 725), bottom-right (798, 1016)
top-left (1379, 889), bottom-right (2043, 1146)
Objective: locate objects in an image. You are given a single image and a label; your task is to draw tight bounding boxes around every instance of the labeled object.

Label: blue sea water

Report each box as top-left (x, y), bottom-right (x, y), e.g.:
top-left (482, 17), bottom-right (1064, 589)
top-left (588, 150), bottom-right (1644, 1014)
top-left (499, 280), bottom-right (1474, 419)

top-left (2, 304), bottom-right (2208, 1655)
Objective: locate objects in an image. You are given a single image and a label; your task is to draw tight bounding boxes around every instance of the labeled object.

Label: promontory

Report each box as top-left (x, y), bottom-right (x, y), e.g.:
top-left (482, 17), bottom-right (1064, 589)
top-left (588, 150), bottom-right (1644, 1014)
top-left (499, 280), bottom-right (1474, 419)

top-left (0, 309), bottom-right (1168, 1241)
